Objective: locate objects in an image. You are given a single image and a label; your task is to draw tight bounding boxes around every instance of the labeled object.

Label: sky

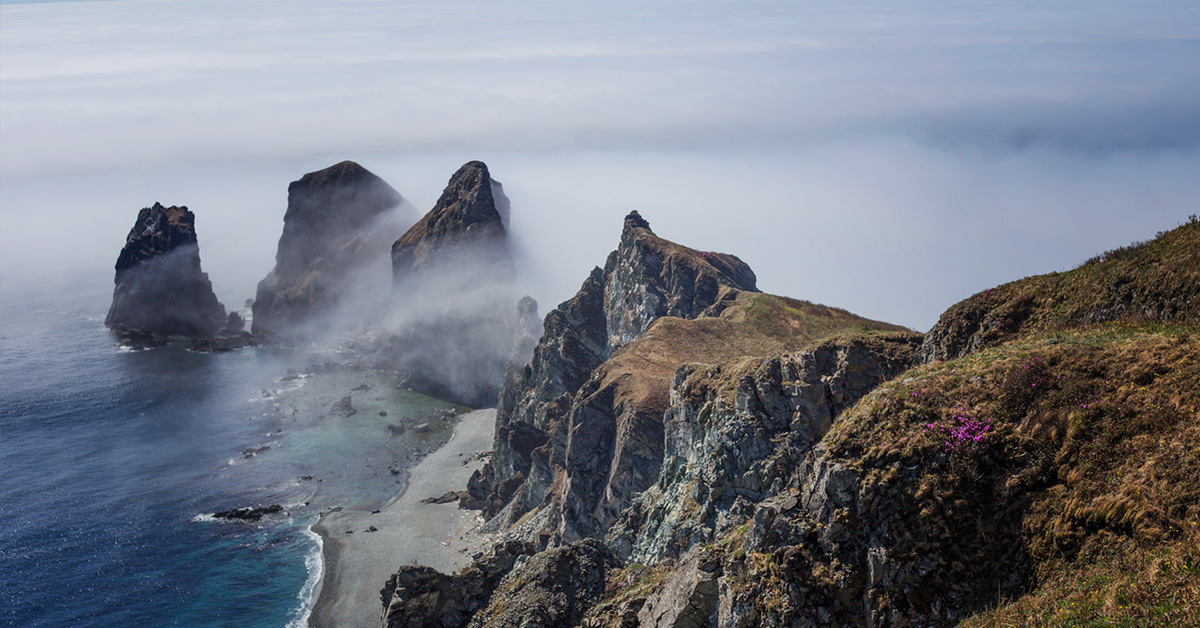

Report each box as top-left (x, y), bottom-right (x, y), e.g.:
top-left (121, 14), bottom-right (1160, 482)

top-left (2, 0), bottom-right (1199, 331)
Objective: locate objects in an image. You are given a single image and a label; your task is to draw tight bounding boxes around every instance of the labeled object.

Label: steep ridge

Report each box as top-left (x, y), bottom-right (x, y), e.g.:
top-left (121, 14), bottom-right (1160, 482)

top-left (468, 212), bottom-right (908, 552)
top-left (391, 160), bottom-right (512, 287)
top-left (105, 203), bottom-right (226, 344)
top-left (468, 211), bottom-right (761, 528)
top-left (384, 161), bottom-right (536, 407)
top-left (580, 218), bottom-right (1200, 628)
top-left (253, 161), bottom-right (404, 337)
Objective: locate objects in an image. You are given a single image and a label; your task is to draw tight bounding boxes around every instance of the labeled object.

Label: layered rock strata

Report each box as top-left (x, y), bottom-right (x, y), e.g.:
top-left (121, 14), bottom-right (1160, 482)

top-left (608, 331), bottom-right (923, 564)
top-left (253, 161), bottom-right (403, 337)
top-left (105, 203), bottom-right (226, 342)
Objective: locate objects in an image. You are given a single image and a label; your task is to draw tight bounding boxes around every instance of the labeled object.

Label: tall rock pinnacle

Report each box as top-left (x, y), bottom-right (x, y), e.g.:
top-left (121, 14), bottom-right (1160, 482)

top-left (105, 203), bottom-right (226, 341)
top-left (385, 160), bottom-right (532, 407)
top-left (252, 161), bottom-right (403, 337)
top-left (391, 160), bottom-right (512, 290)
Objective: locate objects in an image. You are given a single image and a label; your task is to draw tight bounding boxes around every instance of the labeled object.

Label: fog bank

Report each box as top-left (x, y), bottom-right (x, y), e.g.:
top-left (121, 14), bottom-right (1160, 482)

top-left (2, 0), bottom-right (1198, 330)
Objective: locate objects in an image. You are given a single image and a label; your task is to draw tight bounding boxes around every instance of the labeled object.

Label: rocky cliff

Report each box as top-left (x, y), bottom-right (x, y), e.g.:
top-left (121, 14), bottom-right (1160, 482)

top-left (384, 161), bottom-right (536, 407)
top-left (391, 160), bottom-right (512, 288)
top-left (252, 161), bottom-right (404, 337)
top-left (468, 212), bottom-right (907, 552)
top-left (378, 219), bottom-right (1200, 628)
top-left (578, 218), bottom-right (1200, 628)
top-left (105, 203), bottom-right (226, 343)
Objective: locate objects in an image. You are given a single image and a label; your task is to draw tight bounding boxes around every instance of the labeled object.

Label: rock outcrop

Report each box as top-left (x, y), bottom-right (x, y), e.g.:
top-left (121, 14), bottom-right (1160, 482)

top-left (105, 203), bottom-right (226, 343)
top-left (253, 161), bottom-right (404, 338)
top-left (385, 161), bottom-right (537, 407)
top-left (469, 211), bottom-right (760, 527)
top-left (607, 332), bottom-right (923, 564)
top-left (468, 212), bottom-right (908, 553)
top-left (391, 160), bottom-right (512, 288)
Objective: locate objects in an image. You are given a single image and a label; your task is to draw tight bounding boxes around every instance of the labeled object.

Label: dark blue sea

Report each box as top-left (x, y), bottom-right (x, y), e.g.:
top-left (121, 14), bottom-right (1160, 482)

top-left (0, 275), bottom-right (456, 627)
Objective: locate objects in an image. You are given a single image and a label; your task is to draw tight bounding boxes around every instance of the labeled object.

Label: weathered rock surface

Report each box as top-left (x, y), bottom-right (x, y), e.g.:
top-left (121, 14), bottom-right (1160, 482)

top-left (385, 161), bottom-right (539, 407)
top-left (466, 539), bottom-right (619, 628)
top-left (391, 160), bottom-right (512, 287)
top-left (253, 161), bottom-right (404, 337)
top-left (105, 203), bottom-right (226, 342)
top-left (380, 540), bottom-right (537, 628)
top-left (469, 212), bottom-right (910, 557)
top-left (469, 211), bottom-right (760, 529)
top-left (608, 332), bottom-right (922, 564)
top-left (637, 547), bottom-right (723, 628)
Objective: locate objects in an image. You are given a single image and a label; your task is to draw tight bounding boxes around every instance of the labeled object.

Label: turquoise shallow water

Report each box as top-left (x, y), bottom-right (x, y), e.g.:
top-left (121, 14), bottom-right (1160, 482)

top-left (0, 278), bottom-right (457, 628)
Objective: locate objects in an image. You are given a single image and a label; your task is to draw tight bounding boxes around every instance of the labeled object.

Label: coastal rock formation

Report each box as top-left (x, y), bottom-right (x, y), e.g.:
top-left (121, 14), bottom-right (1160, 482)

top-left (469, 212), bottom-right (907, 551)
top-left (607, 332), bottom-right (922, 564)
top-left (569, 219), bottom-right (1200, 627)
top-left (253, 161), bottom-right (404, 338)
top-left (380, 540), bottom-right (537, 628)
top-left (391, 160), bottom-right (512, 288)
top-left (380, 539), bottom-right (617, 628)
top-left (385, 161), bottom-right (537, 407)
top-left (105, 203), bottom-right (226, 342)
top-left (469, 211), bottom-right (759, 524)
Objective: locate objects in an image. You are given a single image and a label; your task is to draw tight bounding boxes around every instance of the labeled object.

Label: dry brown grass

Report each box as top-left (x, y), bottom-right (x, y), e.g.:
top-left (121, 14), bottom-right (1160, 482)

top-left (823, 323), bottom-right (1200, 623)
top-left (596, 291), bottom-right (907, 415)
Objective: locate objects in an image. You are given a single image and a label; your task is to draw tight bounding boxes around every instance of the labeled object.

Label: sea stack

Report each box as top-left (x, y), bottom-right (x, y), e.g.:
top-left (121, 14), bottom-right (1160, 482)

top-left (391, 160), bottom-right (513, 290)
top-left (252, 161), bottom-right (404, 338)
top-left (387, 161), bottom-right (536, 406)
top-left (105, 203), bottom-right (226, 343)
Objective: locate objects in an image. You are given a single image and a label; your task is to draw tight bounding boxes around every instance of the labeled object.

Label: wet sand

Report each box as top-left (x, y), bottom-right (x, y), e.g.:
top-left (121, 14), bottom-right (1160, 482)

top-left (308, 408), bottom-right (496, 628)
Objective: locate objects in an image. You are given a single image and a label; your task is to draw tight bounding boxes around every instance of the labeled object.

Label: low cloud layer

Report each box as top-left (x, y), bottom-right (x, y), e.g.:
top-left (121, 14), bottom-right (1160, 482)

top-left (2, 0), bottom-right (1199, 330)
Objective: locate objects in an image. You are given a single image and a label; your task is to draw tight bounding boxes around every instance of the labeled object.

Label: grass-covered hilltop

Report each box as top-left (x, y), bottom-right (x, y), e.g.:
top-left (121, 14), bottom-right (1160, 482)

top-left (379, 215), bottom-right (1200, 628)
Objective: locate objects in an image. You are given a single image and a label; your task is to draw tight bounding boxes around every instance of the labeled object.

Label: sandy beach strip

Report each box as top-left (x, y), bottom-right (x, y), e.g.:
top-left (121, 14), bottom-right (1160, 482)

top-left (308, 408), bottom-right (496, 628)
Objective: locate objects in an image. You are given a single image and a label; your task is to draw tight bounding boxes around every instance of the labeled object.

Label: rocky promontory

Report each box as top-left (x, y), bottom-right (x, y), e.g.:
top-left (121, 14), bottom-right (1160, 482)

top-left (253, 161), bottom-right (404, 338)
top-left (467, 211), bottom-right (907, 549)
top-left (105, 203), bottom-right (226, 344)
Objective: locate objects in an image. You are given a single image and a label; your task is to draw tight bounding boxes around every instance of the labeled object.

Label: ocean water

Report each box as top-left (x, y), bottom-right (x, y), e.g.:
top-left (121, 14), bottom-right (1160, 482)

top-left (0, 277), bottom-right (458, 628)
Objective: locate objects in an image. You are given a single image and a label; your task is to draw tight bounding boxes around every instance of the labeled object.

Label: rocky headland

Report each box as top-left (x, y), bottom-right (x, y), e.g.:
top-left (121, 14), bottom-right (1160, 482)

top-left (105, 202), bottom-right (228, 346)
top-left (376, 217), bottom-right (1200, 627)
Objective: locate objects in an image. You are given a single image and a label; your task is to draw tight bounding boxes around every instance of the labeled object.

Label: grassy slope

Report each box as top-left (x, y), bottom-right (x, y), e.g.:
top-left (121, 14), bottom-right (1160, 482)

top-left (923, 218), bottom-right (1200, 360)
top-left (594, 291), bottom-right (909, 415)
top-left (827, 324), bottom-right (1200, 625)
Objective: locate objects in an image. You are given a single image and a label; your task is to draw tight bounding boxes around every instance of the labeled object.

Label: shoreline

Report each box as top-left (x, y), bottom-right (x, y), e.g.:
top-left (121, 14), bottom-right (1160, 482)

top-left (307, 408), bottom-right (497, 628)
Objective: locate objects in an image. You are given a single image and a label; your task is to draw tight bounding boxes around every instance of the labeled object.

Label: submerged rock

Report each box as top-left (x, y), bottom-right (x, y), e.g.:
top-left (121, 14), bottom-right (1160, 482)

top-left (105, 203), bottom-right (226, 342)
top-left (212, 504), bottom-right (283, 522)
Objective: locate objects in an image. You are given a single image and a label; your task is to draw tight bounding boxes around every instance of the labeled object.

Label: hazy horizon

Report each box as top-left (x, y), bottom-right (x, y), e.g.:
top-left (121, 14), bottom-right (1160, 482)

top-left (3, 0), bottom-right (1199, 331)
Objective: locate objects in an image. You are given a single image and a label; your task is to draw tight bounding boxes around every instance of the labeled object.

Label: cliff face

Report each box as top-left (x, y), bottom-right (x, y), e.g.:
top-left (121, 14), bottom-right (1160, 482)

top-left (385, 161), bottom-right (536, 407)
top-left (577, 220), bottom-right (1200, 628)
top-left (469, 212), bottom-right (758, 524)
top-left (607, 332), bottom-right (922, 564)
top-left (105, 203), bottom-right (226, 341)
top-left (252, 161), bottom-right (403, 337)
top-left (469, 212), bottom-right (909, 554)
